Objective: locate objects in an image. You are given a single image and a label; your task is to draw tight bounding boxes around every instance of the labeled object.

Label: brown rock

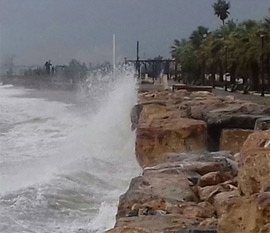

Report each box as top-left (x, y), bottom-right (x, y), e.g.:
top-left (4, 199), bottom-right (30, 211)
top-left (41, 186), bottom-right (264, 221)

top-left (190, 91), bottom-right (214, 97)
top-left (115, 215), bottom-right (200, 232)
top-left (138, 103), bottom-right (171, 126)
top-left (117, 169), bottom-right (198, 219)
top-left (203, 100), bottom-right (268, 131)
top-left (199, 171), bottom-right (223, 187)
top-left (255, 117), bottom-right (270, 131)
top-left (220, 129), bottom-right (253, 153)
top-left (213, 191), bottom-right (241, 217)
top-left (218, 193), bottom-right (270, 233)
top-left (210, 101), bottom-right (266, 114)
top-left (160, 151), bottom-right (238, 176)
top-left (136, 117), bottom-right (207, 168)
top-left (131, 104), bottom-right (143, 130)
top-left (238, 130), bottom-right (270, 196)
top-left (172, 201), bottom-right (215, 219)
top-left (199, 217), bottom-right (218, 227)
top-left (259, 224), bottom-right (270, 233)
top-left (179, 97), bottom-right (224, 120)
top-left (198, 184), bottom-right (237, 203)
top-left (106, 227), bottom-right (150, 233)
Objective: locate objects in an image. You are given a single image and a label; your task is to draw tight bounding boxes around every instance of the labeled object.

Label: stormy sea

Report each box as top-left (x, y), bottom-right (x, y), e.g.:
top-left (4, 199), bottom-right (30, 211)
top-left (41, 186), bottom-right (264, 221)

top-left (0, 69), bottom-right (140, 233)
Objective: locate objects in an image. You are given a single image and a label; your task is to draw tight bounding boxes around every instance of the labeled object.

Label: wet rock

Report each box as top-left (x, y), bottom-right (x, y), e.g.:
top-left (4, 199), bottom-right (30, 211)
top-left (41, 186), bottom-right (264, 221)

top-left (218, 192), bottom-right (270, 233)
top-left (238, 130), bottom-right (270, 196)
top-left (136, 117), bottom-right (207, 168)
top-left (220, 129), bottom-right (253, 153)
top-left (131, 104), bottom-right (143, 130)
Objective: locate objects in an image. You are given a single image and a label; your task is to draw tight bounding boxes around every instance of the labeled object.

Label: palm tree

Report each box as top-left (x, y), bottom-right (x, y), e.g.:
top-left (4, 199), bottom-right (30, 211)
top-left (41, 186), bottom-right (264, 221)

top-left (171, 39), bottom-right (200, 84)
top-left (189, 26), bottom-right (209, 49)
top-left (213, 0), bottom-right (231, 25)
top-left (171, 7), bottom-right (270, 90)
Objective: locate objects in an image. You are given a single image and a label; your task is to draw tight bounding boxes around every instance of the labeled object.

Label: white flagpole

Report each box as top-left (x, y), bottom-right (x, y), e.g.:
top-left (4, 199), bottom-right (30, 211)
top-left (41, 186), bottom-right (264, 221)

top-left (0, 24), bottom-right (1, 76)
top-left (113, 34), bottom-right (116, 78)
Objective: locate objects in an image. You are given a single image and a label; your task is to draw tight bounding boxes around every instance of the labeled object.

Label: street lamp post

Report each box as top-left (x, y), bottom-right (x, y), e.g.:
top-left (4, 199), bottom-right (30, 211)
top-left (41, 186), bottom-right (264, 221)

top-left (224, 46), bottom-right (228, 91)
top-left (261, 35), bottom-right (265, 97)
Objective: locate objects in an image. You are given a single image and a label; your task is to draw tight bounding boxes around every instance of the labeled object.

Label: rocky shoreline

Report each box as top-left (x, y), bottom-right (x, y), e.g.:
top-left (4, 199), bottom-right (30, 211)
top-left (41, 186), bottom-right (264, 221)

top-left (106, 86), bottom-right (270, 233)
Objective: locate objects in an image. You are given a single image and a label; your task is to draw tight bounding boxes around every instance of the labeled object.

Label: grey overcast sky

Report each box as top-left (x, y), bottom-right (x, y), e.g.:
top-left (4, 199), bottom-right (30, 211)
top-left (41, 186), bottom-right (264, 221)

top-left (0, 0), bottom-right (269, 66)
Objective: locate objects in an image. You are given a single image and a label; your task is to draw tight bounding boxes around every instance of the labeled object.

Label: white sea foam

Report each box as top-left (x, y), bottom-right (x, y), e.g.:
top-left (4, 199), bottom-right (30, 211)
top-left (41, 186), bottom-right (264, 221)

top-left (0, 68), bottom-right (140, 232)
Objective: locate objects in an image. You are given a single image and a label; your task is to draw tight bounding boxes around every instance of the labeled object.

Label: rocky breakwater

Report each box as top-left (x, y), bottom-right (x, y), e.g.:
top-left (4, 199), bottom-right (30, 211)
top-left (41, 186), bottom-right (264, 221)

top-left (106, 89), bottom-right (270, 233)
top-left (218, 129), bottom-right (270, 233)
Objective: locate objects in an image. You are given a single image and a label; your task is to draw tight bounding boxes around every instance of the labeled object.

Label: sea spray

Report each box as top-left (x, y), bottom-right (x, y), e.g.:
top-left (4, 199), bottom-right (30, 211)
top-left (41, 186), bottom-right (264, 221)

top-left (0, 67), bottom-right (140, 232)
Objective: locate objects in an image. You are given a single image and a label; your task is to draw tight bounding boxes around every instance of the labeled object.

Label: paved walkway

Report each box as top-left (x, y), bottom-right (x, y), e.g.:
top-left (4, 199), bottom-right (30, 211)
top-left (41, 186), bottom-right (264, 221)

top-left (140, 79), bottom-right (270, 107)
top-left (213, 88), bottom-right (270, 106)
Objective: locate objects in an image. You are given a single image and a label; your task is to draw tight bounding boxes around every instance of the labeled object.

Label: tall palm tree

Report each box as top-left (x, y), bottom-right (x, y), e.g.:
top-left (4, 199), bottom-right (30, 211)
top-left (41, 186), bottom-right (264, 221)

top-left (213, 0), bottom-right (231, 25)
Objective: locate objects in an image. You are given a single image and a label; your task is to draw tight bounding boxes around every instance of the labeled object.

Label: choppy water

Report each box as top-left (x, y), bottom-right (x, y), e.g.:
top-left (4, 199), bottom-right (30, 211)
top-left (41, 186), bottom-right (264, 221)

top-left (0, 70), bottom-right (140, 232)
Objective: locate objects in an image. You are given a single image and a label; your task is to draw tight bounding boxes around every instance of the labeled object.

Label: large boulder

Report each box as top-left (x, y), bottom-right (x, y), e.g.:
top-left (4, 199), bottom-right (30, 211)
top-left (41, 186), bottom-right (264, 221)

top-left (137, 103), bottom-right (182, 127)
top-left (199, 171), bottom-right (225, 187)
top-left (218, 192), bottom-right (270, 233)
top-left (238, 130), bottom-right (270, 196)
top-left (205, 113), bottom-right (267, 130)
top-left (220, 129), bottom-right (253, 153)
top-left (131, 90), bottom-right (192, 130)
top-left (204, 101), bottom-right (269, 130)
top-left (116, 169), bottom-right (198, 219)
top-left (160, 151), bottom-right (238, 176)
top-left (136, 117), bottom-right (207, 168)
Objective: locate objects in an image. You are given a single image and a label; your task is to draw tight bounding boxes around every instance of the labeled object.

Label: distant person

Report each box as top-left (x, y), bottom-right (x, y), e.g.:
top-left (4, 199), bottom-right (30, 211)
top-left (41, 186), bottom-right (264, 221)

top-left (44, 60), bottom-right (52, 75)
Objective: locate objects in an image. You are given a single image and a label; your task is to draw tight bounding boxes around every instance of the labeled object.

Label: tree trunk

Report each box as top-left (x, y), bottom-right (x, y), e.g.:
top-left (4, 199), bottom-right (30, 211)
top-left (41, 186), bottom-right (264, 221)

top-left (267, 52), bottom-right (270, 91)
top-left (219, 62), bottom-right (224, 83)
top-left (212, 71), bottom-right (216, 88)
top-left (230, 63), bottom-right (237, 86)
top-left (251, 63), bottom-right (260, 91)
